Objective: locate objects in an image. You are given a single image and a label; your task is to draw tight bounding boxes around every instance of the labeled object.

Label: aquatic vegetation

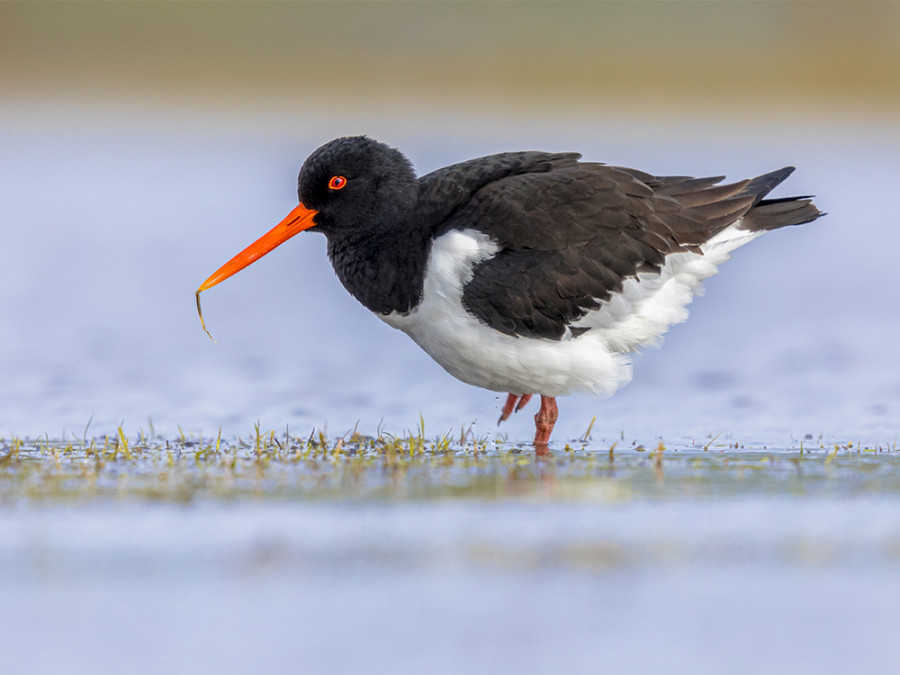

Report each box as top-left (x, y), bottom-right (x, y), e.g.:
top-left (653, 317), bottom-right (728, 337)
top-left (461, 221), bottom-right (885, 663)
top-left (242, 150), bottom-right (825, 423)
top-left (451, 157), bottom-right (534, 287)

top-left (1, 424), bottom-right (899, 505)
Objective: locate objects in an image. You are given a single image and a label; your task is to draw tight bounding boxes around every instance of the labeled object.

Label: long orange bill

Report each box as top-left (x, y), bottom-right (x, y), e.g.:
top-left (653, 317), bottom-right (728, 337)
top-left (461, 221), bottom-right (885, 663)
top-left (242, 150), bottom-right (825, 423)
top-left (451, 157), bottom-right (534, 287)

top-left (196, 203), bottom-right (319, 341)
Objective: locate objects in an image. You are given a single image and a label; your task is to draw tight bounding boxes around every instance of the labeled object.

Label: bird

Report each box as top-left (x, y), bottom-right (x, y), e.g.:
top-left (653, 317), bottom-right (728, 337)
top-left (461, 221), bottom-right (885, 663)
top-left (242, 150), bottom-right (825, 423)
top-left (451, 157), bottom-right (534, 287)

top-left (196, 135), bottom-right (822, 447)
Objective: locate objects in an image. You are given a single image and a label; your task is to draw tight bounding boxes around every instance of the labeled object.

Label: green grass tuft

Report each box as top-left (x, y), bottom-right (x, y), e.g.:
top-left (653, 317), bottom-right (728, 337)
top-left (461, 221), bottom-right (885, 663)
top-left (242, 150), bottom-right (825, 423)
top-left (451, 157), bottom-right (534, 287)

top-left (1, 424), bottom-right (899, 505)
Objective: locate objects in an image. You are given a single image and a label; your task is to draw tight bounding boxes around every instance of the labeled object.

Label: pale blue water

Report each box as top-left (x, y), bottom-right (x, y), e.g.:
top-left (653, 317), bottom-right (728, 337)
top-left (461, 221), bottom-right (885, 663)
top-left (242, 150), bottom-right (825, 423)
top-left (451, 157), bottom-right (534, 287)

top-left (2, 105), bottom-right (898, 446)
top-left (2, 501), bottom-right (900, 673)
top-left (2, 102), bottom-right (900, 673)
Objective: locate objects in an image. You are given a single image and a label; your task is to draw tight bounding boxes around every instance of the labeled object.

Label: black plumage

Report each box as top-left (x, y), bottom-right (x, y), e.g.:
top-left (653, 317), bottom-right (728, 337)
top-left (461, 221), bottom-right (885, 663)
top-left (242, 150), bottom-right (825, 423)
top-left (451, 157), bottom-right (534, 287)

top-left (297, 137), bottom-right (821, 341)
top-left (443, 159), bottom-right (820, 340)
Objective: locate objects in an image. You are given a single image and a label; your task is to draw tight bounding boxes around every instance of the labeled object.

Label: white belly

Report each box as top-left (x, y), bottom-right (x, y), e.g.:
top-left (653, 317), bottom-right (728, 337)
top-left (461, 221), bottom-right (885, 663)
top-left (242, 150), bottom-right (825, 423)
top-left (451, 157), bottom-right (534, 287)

top-left (381, 225), bottom-right (758, 398)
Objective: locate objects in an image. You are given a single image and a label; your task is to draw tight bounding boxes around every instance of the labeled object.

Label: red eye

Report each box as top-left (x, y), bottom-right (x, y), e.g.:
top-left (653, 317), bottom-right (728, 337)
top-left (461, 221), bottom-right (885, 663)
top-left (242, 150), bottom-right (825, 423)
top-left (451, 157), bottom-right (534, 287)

top-left (328, 175), bottom-right (347, 190)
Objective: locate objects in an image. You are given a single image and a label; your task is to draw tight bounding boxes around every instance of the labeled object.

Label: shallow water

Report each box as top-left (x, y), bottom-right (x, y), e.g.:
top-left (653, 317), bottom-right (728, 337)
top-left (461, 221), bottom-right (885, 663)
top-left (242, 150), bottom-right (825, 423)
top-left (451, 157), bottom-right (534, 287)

top-left (3, 436), bottom-right (900, 672)
top-left (2, 103), bottom-right (900, 673)
top-left (2, 498), bottom-right (900, 674)
top-left (3, 433), bottom-right (900, 503)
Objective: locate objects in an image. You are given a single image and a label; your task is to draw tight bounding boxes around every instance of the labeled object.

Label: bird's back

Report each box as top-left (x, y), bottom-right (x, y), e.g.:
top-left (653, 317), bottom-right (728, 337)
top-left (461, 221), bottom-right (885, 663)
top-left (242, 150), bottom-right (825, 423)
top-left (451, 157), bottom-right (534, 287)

top-left (419, 155), bottom-right (821, 343)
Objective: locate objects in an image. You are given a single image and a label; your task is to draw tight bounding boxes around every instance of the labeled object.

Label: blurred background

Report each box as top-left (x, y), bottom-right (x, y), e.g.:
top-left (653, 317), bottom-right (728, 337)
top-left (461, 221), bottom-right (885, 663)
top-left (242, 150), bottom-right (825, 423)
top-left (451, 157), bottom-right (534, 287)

top-left (2, 1), bottom-right (899, 442)
top-left (4, 5), bottom-right (900, 674)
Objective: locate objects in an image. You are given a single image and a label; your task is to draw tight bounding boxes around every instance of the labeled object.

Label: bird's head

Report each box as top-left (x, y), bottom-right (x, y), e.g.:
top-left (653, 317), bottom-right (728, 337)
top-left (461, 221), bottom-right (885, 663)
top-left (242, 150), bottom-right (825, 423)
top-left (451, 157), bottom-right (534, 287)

top-left (297, 136), bottom-right (418, 235)
top-left (195, 136), bottom-right (417, 333)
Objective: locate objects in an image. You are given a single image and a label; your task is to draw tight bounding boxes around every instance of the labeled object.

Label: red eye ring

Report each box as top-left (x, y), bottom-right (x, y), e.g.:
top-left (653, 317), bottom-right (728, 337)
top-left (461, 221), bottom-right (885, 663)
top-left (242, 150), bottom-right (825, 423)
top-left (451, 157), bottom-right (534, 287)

top-left (328, 175), bottom-right (347, 190)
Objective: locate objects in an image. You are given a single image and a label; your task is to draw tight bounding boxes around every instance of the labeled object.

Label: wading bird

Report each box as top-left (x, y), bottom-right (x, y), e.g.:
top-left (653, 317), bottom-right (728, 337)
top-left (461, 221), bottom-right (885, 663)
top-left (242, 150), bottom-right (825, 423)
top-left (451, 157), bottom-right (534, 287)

top-left (197, 136), bottom-right (822, 446)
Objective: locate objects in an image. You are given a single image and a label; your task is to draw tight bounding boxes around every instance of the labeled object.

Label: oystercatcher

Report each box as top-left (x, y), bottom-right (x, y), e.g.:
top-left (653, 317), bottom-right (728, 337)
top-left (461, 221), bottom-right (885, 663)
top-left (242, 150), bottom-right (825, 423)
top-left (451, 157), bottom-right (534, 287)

top-left (197, 136), bottom-right (822, 446)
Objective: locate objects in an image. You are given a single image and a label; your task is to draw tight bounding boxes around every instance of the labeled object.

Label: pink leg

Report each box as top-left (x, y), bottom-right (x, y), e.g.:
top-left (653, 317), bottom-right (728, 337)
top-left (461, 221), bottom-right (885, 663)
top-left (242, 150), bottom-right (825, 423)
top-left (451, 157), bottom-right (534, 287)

top-left (498, 393), bottom-right (533, 424)
top-left (533, 396), bottom-right (559, 446)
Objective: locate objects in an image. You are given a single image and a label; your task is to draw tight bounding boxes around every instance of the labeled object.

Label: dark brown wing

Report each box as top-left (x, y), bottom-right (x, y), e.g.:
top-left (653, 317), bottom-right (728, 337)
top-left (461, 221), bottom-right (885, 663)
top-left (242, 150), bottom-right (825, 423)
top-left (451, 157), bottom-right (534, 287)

top-left (441, 162), bottom-right (820, 341)
top-left (415, 151), bottom-right (582, 227)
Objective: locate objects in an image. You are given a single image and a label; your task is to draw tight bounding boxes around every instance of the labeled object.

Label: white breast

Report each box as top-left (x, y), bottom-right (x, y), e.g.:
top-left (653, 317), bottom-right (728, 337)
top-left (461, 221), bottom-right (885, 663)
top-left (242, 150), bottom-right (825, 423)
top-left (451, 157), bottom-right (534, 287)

top-left (381, 224), bottom-right (760, 398)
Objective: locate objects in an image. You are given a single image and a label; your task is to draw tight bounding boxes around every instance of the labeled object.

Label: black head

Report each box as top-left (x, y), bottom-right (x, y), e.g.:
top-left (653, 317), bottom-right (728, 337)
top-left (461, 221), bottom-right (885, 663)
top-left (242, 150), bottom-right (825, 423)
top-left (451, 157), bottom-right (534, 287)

top-left (297, 136), bottom-right (418, 236)
top-left (195, 136), bottom-right (423, 323)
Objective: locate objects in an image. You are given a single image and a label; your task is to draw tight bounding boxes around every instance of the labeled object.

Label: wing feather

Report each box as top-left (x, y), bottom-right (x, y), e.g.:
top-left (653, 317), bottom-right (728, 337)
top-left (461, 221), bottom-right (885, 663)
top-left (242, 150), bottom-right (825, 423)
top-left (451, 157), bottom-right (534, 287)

top-left (426, 158), bottom-right (821, 340)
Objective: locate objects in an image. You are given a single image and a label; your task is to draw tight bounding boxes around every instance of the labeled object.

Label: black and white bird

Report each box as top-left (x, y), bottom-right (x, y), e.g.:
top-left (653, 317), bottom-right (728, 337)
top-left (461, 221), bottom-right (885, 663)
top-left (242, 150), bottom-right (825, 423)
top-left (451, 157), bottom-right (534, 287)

top-left (197, 136), bottom-right (822, 446)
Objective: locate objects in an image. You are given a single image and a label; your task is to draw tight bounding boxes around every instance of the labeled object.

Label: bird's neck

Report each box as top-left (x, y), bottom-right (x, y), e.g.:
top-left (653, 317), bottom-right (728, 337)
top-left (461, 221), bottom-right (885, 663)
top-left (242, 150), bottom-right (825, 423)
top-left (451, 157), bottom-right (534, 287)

top-left (326, 224), bottom-right (432, 316)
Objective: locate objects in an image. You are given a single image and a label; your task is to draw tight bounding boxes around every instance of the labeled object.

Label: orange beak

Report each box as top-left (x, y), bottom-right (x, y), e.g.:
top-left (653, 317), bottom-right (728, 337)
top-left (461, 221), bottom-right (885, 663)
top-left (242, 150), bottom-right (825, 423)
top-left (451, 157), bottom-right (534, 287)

top-left (195, 202), bottom-right (319, 340)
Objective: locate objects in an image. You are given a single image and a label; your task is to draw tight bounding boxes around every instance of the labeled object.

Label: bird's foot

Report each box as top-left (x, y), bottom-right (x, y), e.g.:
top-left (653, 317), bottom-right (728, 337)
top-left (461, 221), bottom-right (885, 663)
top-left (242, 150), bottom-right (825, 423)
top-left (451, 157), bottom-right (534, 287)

top-left (533, 395), bottom-right (559, 447)
top-left (498, 393), bottom-right (533, 424)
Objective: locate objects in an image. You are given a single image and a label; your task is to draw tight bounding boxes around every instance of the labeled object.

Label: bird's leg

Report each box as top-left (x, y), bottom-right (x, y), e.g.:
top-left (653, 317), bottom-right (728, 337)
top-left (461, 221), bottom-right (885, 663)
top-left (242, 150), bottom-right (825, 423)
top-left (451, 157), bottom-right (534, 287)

top-left (533, 396), bottom-right (559, 447)
top-left (499, 394), bottom-right (519, 423)
top-left (498, 394), bottom-right (533, 424)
